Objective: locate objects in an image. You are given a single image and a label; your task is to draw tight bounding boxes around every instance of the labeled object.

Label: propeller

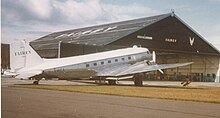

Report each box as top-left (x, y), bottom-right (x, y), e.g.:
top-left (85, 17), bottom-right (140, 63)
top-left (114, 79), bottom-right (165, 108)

top-left (152, 51), bottom-right (156, 62)
top-left (151, 51), bottom-right (164, 74)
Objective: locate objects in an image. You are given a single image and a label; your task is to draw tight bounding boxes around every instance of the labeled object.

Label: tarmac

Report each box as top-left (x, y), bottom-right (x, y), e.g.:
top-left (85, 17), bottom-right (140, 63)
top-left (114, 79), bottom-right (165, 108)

top-left (1, 77), bottom-right (220, 87)
top-left (2, 87), bottom-right (220, 118)
top-left (1, 77), bottom-right (220, 118)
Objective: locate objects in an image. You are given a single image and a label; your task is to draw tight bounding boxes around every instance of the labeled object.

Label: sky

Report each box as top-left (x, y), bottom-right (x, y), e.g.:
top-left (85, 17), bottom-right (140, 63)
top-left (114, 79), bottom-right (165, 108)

top-left (1, 0), bottom-right (220, 50)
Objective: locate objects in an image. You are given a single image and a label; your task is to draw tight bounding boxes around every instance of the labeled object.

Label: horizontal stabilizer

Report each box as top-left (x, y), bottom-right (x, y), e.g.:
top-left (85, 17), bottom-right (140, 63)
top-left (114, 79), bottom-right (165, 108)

top-left (15, 70), bottom-right (42, 79)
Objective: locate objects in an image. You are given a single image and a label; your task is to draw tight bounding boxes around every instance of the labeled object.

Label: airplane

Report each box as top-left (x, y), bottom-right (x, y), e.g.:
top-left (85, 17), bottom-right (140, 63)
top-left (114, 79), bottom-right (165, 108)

top-left (1, 69), bottom-right (17, 78)
top-left (10, 41), bottom-right (193, 85)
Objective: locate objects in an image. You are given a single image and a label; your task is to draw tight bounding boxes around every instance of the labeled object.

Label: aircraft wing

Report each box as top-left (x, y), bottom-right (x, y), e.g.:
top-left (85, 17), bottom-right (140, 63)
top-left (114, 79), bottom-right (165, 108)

top-left (96, 63), bottom-right (131, 76)
top-left (15, 70), bottom-right (42, 79)
top-left (97, 62), bottom-right (193, 77)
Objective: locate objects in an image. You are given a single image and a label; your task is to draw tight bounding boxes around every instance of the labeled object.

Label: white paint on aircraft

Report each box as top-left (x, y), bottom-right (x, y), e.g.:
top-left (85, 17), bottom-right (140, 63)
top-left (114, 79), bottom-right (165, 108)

top-left (9, 41), bottom-right (193, 84)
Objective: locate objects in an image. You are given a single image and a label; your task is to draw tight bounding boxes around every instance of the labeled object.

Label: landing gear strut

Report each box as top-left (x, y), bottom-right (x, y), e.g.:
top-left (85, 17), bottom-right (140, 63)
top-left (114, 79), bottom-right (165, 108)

top-left (133, 73), bottom-right (144, 86)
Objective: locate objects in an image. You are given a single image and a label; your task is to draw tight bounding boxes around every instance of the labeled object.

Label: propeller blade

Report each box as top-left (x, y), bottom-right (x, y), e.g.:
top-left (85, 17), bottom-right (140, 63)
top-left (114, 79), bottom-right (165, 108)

top-left (152, 51), bottom-right (156, 62)
top-left (150, 51), bottom-right (164, 74)
top-left (158, 69), bottom-right (164, 74)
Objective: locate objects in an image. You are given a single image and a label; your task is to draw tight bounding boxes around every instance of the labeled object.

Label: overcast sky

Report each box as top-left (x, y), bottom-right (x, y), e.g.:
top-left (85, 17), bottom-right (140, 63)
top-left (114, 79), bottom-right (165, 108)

top-left (1, 0), bottom-right (220, 50)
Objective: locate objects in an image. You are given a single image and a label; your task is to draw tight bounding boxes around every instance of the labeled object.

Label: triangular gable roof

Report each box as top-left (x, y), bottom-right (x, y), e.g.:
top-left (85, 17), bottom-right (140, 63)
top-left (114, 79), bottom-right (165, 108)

top-left (31, 13), bottom-right (219, 55)
top-left (173, 14), bottom-right (220, 54)
top-left (107, 13), bottom-right (220, 55)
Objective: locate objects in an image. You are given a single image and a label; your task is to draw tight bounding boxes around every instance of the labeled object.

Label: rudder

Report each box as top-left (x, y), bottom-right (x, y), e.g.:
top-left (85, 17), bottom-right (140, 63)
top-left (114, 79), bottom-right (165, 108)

top-left (10, 41), bottom-right (43, 71)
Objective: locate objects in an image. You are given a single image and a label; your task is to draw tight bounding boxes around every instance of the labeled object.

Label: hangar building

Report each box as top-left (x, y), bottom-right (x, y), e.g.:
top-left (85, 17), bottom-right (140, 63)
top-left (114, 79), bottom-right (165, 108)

top-left (13, 12), bottom-right (220, 82)
top-left (1, 44), bottom-right (10, 70)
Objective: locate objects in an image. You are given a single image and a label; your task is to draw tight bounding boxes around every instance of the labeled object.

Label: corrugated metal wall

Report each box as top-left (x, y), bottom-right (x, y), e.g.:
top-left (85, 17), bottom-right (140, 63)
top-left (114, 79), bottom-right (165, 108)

top-left (157, 54), bottom-right (219, 82)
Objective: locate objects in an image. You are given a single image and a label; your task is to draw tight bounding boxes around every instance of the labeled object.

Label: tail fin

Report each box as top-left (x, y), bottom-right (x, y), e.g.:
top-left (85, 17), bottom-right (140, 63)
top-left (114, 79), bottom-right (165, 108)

top-left (10, 41), bottom-right (43, 71)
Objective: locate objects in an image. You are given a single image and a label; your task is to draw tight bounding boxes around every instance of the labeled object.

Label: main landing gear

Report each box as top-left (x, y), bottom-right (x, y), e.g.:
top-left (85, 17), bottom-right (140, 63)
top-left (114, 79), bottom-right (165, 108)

top-left (94, 77), bottom-right (117, 85)
top-left (95, 75), bottom-right (144, 86)
top-left (30, 77), bottom-right (41, 85)
top-left (108, 80), bottom-right (116, 85)
top-left (133, 73), bottom-right (144, 86)
top-left (33, 80), bottom-right (40, 85)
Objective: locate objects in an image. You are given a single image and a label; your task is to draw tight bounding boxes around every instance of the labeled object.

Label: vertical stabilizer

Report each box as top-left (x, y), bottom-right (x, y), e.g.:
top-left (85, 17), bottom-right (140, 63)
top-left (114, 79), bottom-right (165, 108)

top-left (10, 41), bottom-right (43, 71)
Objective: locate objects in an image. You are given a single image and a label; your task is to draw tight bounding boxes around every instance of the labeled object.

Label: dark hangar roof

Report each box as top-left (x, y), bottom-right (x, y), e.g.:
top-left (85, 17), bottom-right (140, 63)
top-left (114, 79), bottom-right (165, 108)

top-left (31, 13), bottom-right (219, 55)
top-left (31, 13), bottom-right (170, 50)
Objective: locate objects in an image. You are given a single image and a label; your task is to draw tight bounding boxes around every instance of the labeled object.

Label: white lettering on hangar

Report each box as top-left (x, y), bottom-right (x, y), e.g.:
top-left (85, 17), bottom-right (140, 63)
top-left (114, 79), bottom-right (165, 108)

top-left (55, 26), bottom-right (117, 39)
top-left (137, 35), bottom-right (153, 40)
top-left (165, 38), bottom-right (177, 43)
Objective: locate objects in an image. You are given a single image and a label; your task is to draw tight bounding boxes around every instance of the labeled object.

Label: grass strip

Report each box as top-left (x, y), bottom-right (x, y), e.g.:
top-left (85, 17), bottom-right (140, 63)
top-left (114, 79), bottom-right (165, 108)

top-left (15, 85), bottom-right (220, 103)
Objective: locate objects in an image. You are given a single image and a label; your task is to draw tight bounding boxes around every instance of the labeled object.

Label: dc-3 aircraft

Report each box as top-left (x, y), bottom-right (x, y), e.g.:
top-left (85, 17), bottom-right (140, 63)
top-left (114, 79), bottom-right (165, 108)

top-left (9, 41), bottom-right (193, 85)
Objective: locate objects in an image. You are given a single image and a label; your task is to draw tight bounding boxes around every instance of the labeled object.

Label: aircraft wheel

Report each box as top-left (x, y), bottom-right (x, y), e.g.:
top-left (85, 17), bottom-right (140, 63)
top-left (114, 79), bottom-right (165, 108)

top-left (108, 80), bottom-right (116, 85)
top-left (33, 80), bottom-right (39, 85)
top-left (134, 74), bottom-right (143, 86)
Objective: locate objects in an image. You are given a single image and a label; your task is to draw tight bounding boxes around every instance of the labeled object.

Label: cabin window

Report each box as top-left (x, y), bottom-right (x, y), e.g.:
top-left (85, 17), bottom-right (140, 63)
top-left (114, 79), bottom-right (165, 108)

top-left (101, 62), bottom-right (104, 65)
top-left (122, 58), bottom-right (125, 61)
top-left (128, 56), bottom-right (131, 60)
top-left (93, 63), bottom-right (97, 66)
top-left (115, 59), bottom-right (118, 62)
top-left (86, 64), bottom-right (89, 67)
top-left (108, 60), bottom-right (111, 63)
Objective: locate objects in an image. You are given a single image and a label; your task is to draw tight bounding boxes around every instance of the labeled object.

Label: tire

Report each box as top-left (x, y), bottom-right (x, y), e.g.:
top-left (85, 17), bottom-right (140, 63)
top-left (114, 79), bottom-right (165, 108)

top-left (108, 80), bottom-right (116, 85)
top-left (33, 80), bottom-right (39, 85)
top-left (134, 74), bottom-right (143, 86)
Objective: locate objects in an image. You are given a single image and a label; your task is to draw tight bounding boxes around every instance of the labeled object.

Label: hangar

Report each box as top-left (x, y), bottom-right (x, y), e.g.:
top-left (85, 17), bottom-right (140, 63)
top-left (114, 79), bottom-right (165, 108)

top-left (1, 44), bottom-right (10, 70)
top-left (4, 12), bottom-right (220, 82)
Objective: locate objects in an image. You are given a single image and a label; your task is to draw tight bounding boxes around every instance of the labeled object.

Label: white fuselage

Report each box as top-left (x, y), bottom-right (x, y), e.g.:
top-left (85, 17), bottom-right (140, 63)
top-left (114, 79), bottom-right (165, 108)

top-left (17, 47), bottom-right (151, 79)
